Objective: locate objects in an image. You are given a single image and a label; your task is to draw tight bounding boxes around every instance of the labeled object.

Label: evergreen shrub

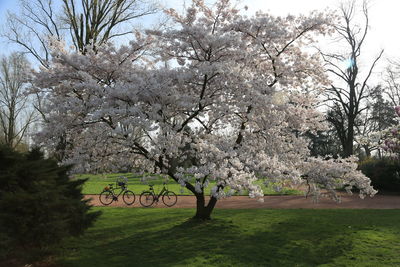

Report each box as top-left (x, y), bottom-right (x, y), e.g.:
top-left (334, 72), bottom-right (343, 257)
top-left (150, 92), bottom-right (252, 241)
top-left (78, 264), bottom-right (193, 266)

top-left (0, 146), bottom-right (101, 263)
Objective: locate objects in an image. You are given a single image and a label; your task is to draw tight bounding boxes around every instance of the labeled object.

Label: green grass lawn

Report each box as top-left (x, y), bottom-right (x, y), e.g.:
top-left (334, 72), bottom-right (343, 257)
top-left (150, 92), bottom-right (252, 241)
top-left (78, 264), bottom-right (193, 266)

top-left (58, 208), bottom-right (400, 267)
top-left (74, 173), bottom-right (301, 196)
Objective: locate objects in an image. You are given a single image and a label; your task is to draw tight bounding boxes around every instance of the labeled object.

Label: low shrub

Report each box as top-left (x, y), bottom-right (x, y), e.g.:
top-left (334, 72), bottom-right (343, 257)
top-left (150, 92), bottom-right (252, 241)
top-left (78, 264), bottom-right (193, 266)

top-left (358, 157), bottom-right (400, 193)
top-left (0, 146), bottom-right (101, 263)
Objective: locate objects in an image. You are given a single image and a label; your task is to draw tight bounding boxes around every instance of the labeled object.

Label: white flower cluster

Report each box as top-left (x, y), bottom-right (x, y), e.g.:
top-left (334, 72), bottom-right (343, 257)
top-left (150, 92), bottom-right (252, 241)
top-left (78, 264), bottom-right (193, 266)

top-left (300, 156), bottom-right (377, 202)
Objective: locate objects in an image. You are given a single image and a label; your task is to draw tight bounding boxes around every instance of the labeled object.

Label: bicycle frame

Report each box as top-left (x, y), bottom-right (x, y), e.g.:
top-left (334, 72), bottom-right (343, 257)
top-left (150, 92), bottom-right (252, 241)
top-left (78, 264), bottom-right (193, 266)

top-left (106, 184), bottom-right (127, 200)
top-left (149, 185), bottom-right (168, 201)
top-left (139, 183), bottom-right (177, 207)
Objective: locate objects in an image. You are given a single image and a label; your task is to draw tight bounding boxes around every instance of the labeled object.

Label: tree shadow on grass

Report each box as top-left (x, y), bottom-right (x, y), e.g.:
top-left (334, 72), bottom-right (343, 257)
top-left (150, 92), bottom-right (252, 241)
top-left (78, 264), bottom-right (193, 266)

top-left (60, 209), bottom-right (357, 267)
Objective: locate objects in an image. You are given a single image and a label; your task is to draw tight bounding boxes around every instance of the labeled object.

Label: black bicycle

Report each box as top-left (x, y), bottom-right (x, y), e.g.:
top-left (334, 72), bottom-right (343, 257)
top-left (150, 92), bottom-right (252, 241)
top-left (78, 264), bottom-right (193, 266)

top-left (99, 177), bottom-right (136, 205)
top-left (139, 182), bottom-right (177, 207)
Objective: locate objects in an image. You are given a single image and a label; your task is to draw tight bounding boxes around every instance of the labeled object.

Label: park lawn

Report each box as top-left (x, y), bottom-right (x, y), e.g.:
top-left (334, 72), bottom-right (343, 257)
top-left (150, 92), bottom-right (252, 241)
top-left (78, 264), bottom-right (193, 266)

top-left (58, 208), bottom-right (400, 267)
top-left (74, 173), bottom-right (301, 196)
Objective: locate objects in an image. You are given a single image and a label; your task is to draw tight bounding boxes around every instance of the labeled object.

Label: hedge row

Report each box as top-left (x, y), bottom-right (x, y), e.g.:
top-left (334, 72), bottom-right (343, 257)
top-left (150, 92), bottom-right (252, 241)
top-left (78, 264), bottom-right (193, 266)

top-left (358, 157), bottom-right (400, 193)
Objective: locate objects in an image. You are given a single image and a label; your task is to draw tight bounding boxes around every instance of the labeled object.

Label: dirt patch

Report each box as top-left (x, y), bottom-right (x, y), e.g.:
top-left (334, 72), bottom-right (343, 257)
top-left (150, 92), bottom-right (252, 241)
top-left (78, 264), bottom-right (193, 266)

top-left (85, 193), bottom-right (400, 209)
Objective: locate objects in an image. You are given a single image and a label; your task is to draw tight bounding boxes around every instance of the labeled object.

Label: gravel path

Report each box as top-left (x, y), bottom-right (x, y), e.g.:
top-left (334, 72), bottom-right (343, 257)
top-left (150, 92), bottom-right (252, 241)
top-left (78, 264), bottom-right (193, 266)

top-left (85, 193), bottom-right (400, 209)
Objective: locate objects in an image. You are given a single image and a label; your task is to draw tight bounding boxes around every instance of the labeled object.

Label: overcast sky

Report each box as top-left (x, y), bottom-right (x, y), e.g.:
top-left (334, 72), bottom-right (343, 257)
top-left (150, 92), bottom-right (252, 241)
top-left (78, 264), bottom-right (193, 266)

top-left (1, 0), bottom-right (399, 74)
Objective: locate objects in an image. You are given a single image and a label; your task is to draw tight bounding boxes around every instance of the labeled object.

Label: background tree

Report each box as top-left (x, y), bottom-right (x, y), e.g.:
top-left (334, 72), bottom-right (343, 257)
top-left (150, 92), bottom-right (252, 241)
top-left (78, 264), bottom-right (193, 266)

top-left (355, 86), bottom-right (396, 158)
top-left (0, 53), bottom-right (35, 150)
top-left (62, 0), bottom-right (157, 53)
top-left (2, 0), bottom-right (157, 67)
top-left (321, 0), bottom-right (383, 157)
top-left (2, 0), bottom-right (62, 68)
top-left (307, 129), bottom-right (342, 157)
top-left (384, 60), bottom-right (400, 107)
top-left (33, 0), bottom-right (376, 220)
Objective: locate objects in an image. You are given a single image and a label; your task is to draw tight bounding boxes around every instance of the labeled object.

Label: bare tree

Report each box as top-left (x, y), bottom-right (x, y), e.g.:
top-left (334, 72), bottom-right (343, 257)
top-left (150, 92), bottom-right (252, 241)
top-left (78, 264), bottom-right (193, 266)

top-left (2, 0), bottom-right (157, 67)
top-left (384, 60), bottom-right (400, 107)
top-left (3, 0), bottom-right (63, 68)
top-left (62, 0), bottom-right (157, 53)
top-left (321, 0), bottom-right (383, 157)
top-left (0, 53), bottom-right (35, 149)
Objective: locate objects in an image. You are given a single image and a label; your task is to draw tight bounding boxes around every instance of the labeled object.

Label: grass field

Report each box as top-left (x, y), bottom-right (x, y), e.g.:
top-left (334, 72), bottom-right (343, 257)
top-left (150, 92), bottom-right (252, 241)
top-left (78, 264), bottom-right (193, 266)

top-left (75, 173), bottom-right (301, 196)
top-left (58, 208), bottom-right (400, 267)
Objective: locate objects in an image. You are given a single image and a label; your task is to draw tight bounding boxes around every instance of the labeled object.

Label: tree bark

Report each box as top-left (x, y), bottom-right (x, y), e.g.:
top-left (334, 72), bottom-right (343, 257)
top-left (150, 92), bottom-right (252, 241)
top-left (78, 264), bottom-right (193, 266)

top-left (344, 123), bottom-right (354, 157)
top-left (193, 193), bottom-right (218, 220)
top-left (167, 171), bottom-right (218, 220)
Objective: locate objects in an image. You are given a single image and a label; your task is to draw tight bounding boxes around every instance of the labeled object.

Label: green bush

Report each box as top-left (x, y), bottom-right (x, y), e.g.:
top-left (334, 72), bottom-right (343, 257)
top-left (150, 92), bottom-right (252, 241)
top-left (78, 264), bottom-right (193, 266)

top-left (358, 157), bottom-right (400, 192)
top-left (0, 146), bottom-right (101, 263)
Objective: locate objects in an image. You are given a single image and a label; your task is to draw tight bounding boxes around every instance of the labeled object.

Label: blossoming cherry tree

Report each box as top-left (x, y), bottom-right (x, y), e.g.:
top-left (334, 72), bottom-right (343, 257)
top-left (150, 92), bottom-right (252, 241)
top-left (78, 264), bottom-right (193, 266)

top-left (33, 0), bottom-right (376, 219)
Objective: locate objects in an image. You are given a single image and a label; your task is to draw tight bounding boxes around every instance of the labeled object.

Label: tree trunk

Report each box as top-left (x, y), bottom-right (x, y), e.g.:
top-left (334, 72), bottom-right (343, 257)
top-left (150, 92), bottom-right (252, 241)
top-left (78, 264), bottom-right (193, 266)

top-left (6, 106), bottom-right (16, 148)
top-left (343, 139), bottom-right (353, 157)
top-left (167, 172), bottom-right (218, 220)
top-left (343, 116), bottom-right (354, 157)
top-left (363, 145), bottom-right (371, 158)
top-left (193, 193), bottom-right (218, 220)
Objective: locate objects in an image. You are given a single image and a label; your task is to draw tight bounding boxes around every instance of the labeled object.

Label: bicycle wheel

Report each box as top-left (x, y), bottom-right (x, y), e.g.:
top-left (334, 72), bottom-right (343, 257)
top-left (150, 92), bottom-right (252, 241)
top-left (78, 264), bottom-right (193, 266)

top-left (162, 191), bottom-right (177, 207)
top-left (122, 190), bottom-right (136, 205)
top-left (99, 191), bottom-right (114, 205)
top-left (139, 191), bottom-right (155, 207)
